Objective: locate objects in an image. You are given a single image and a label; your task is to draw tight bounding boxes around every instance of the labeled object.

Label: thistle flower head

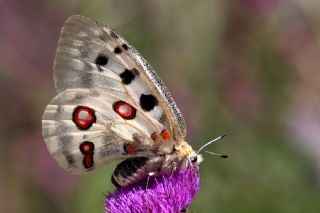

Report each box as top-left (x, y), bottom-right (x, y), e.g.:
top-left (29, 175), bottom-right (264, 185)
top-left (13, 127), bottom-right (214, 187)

top-left (105, 166), bottom-right (200, 213)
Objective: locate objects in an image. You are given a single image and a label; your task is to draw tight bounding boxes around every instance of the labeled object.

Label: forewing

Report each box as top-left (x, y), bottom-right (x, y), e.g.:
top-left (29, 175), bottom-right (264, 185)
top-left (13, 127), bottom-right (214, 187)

top-left (53, 15), bottom-right (186, 141)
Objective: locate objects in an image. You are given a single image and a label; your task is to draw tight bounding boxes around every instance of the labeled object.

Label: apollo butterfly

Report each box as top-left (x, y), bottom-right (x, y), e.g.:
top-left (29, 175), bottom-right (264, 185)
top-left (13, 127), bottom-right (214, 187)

top-left (41, 15), bottom-right (221, 187)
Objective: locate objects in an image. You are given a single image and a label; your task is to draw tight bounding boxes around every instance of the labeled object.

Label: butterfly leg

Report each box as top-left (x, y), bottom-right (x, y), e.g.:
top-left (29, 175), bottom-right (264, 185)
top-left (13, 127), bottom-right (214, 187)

top-left (145, 172), bottom-right (157, 191)
top-left (169, 161), bottom-right (177, 180)
top-left (187, 157), bottom-right (193, 167)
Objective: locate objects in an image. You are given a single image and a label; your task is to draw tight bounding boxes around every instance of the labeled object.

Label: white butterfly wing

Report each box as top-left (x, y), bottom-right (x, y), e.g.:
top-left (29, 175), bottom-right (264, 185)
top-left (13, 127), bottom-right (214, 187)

top-left (54, 15), bottom-right (186, 139)
top-left (42, 15), bottom-right (186, 173)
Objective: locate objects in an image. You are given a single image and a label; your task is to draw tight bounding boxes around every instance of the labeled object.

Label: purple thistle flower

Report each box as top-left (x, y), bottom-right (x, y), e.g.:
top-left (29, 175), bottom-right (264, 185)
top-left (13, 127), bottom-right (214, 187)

top-left (105, 166), bottom-right (200, 213)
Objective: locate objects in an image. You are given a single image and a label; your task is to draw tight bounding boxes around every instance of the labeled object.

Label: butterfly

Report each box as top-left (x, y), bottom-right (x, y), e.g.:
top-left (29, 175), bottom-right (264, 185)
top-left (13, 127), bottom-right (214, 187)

top-left (42, 15), bottom-right (208, 187)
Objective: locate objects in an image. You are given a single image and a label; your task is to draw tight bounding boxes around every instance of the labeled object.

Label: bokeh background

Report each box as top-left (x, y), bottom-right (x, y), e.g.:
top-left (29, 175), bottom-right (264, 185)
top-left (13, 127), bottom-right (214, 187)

top-left (1, 0), bottom-right (320, 212)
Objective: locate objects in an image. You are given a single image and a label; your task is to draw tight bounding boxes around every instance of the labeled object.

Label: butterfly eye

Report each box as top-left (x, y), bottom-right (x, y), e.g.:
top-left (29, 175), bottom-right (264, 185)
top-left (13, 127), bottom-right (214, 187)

top-left (191, 156), bottom-right (198, 163)
top-left (95, 54), bottom-right (109, 66)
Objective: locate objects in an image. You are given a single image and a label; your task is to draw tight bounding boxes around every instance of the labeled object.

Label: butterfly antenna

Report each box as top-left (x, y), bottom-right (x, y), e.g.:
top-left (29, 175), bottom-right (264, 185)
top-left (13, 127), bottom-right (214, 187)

top-left (205, 151), bottom-right (228, 159)
top-left (195, 134), bottom-right (226, 156)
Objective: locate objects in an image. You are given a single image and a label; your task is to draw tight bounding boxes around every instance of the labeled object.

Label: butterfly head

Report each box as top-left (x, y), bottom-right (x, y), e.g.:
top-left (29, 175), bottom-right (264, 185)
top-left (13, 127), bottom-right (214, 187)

top-left (173, 140), bottom-right (202, 165)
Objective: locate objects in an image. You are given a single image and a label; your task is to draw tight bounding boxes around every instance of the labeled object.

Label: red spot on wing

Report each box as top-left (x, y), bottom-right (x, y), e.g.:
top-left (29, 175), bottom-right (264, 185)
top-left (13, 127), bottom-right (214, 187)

top-left (80, 142), bottom-right (95, 168)
top-left (80, 142), bottom-right (94, 154)
top-left (83, 155), bottom-right (94, 169)
top-left (161, 129), bottom-right (171, 140)
top-left (73, 106), bottom-right (96, 129)
top-left (113, 101), bottom-right (137, 120)
top-left (151, 132), bottom-right (158, 142)
top-left (124, 143), bottom-right (137, 155)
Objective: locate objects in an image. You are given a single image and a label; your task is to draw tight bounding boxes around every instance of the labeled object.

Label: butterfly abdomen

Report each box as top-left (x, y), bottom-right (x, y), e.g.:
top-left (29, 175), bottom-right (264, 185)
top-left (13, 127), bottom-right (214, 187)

top-left (111, 157), bottom-right (150, 187)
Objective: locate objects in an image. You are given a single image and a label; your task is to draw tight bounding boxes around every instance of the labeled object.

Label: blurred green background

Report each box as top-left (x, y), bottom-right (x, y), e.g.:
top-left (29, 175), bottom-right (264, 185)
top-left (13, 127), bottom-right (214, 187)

top-left (1, 0), bottom-right (320, 212)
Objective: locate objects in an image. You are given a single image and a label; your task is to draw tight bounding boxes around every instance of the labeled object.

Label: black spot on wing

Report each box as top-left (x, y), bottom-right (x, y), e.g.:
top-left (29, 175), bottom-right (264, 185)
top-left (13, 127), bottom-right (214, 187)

top-left (95, 54), bottom-right (109, 66)
top-left (114, 47), bottom-right (122, 54)
top-left (122, 43), bottom-right (128, 50)
top-left (120, 69), bottom-right (135, 85)
top-left (140, 94), bottom-right (158, 112)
